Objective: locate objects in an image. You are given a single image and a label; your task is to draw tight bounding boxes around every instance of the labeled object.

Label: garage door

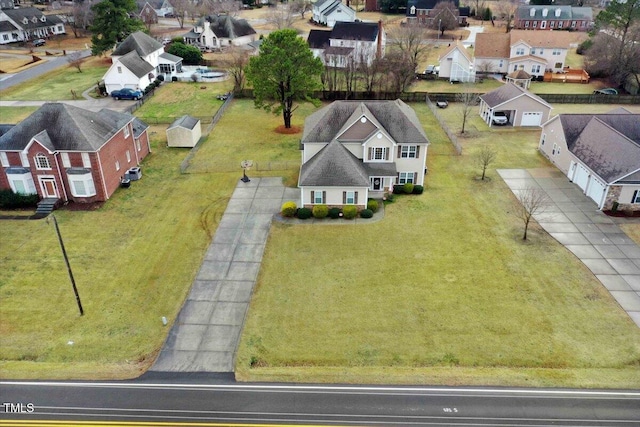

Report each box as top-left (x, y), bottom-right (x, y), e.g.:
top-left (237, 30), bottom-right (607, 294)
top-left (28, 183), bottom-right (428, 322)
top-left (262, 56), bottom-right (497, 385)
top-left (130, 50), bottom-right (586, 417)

top-left (586, 177), bottom-right (606, 207)
top-left (574, 164), bottom-right (589, 191)
top-left (521, 112), bottom-right (543, 126)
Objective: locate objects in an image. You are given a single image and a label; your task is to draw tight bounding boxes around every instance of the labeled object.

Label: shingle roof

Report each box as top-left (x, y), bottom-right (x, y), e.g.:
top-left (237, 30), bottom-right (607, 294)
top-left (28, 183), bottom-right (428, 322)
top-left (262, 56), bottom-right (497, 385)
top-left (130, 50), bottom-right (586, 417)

top-left (168, 115), bottom-right (199, 130)
top-left (112, 31), bottom-right (162, 57)
top-left (515, 6), bottom-right (592, 21)
top-left (117, 50), bottom-right (155, 78)
top-left (2, 7), bottom-right (63, 30)
top-left (299, 139), bottom-right (370, 186)
top-left (302, 100), bottom-right (429, 145)
top-left (0, 103), bottom-right (142, 152)
top-left (407, 0), bottom-right (460, 15)
top-left (331, 21), bottom-right (379, 42)
top-left (438, 41), bottom-right (471, 62)
top-left (474, 33), bottom-right (510, 58)
top-left (509, 54), bottom-right (547, 64)
top-left (480, 82), bottom-right (550, 109)
top-left (159, 51), bottom-right (182, 63)
top-left (507, 69), bottom-right (532, 80)
top-left (307, 29), bottom-right (331, 49)
top-left (199, 14), bottom-right (256, 39)
top-left (509, 29), bottom-right (578, 49)
top-left (0, 20), bottom-right (18, 32)
top-left (0, 124), bottom-right (13, 137)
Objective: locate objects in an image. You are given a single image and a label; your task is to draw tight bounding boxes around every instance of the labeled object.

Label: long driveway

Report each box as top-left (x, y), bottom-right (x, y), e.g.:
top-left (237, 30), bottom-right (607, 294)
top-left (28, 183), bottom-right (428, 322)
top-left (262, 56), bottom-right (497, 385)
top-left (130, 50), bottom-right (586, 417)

top-left (498, 169), bottom-right (640, 328)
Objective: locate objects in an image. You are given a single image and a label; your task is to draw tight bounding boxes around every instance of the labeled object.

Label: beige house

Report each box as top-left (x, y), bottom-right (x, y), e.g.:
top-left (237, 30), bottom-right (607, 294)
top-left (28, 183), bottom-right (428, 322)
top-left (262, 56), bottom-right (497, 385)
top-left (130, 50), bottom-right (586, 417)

top-left (438, 41), bottom-right (474, 83)
top-left (166, 115), bottom-right (201, 148)
top-left (538, 109), bottom-right (640, 211)
top-left (479, 83), bottom-right (552, 127)
top-left (299, 100), bottom-right (429, 208)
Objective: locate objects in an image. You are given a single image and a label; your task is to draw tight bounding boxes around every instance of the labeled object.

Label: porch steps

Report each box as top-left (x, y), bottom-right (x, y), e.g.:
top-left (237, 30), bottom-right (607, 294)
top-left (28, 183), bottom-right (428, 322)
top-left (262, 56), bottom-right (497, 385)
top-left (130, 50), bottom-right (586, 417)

top-left (34, 198), bottom-right (59, 218)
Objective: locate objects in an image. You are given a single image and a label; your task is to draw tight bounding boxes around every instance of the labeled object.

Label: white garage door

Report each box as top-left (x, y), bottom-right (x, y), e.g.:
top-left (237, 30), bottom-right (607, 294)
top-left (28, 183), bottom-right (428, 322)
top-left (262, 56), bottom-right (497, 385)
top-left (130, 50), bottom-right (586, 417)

top-left (521, 112), bottom-right (543, 126)
top-left (586, 177), bottom-right (606, 207)
top-left (574, 164), bottom-right (590, 191)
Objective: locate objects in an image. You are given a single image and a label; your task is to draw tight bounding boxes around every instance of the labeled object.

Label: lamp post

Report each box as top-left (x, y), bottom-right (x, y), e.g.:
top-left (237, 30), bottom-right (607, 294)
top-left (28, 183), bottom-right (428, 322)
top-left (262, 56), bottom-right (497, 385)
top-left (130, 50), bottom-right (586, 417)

top-left (437, 19), bottom-right (441, 41)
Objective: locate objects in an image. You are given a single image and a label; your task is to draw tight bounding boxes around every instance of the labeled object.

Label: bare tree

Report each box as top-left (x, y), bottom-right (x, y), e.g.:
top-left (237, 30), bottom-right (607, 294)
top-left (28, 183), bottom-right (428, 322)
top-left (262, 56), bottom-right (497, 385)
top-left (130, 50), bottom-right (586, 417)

top-left (140, 8), bottom-right (157, 31)
top-left (472, 0), bottom-right (485, 18)
top-left (380, 50), bottom-right (415, 94)
top-left (342, 54), bottom-right (359, 99)
top-left (359, 54), bottom-right (381, 96)
top-left (67, 51), bottom-right (84, 73)
top-left (291, 0), bottom-right (312, 19)
top-left (475, 60), bottom-right (496, 74)
top-left (321, 57), bottom-right (343, 93)
top-left (495, 0), bottom-right (518, 33)
top-left (388, 22), bottom-right (431, 72)
top-left (585, 29), bottom-right (640, 89)
top-left (430, 1), bottom-right (459, 37)
top-left (172, 0), bottom-right (191, 29)
top-left (515, 186), bottom-right (549, 240)
top-left (455, 87), bottom-right (477, 134)
top-left (67, 0), bottom-right (95, 38)
top-left (224, 46), bottom-right (250, 91)
top-left (266, 3), bottom-right (297, 30)
top-left (476, 145), bottom-right (496, 180)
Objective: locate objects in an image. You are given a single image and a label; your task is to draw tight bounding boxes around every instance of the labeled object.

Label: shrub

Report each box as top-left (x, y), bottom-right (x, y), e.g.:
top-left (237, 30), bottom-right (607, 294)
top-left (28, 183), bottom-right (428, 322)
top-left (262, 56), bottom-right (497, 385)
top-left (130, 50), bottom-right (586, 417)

top-left (403, 183), bottom-right (414, 194)
top-left (343, 205), bottom-right (357, 219)
top-left (412, 185), bottom-right (424, 194)
top-left (156, 75), bottom-right (165, 82)
top-left (367, 199), bottom-right (379, 212)
top-left (312, 204), bottom-right (328, 219)
top-left (297, 207), bottom-right (312, 219)
top-left (611, 201), bottom-right (619, 213)
top-left (393, 184), bottom-right (404, 194)
top-left (281, 201), bottom-right (297, 217)
top-left (167, 42), bottom-right (203, 65)
top-left (360, 209), bottom-right (373, 219)
top-left (0, 189), bottom-right (39, 209)
top-left (384, 193), bottom-right (394, 203)
top-left (328, 207), bottom-right (341, 219)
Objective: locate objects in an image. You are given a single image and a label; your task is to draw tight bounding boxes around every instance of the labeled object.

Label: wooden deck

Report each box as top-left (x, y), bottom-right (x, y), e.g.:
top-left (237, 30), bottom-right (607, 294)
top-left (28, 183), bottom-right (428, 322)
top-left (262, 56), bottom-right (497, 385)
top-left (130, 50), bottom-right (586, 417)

top-left (544, 68), bottom-right (590, 84)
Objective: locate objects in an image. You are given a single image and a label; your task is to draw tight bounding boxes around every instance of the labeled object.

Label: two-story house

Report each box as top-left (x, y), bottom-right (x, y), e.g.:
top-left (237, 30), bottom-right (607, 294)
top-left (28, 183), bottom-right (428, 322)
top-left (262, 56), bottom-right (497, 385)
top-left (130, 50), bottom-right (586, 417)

top-left (474, 30), bottom-right (576, 76)
top-left (312, 0), bottom-right (356, 27)
top-left (136, 0), bottom-right (174, 21)
top-left (299, 100), bottom-right (429, 208)
top-left (406, 0), bottom-right (469, 26)
top-left (514, 6), bottom-right (593, 31)
top-left (0, 103), bottom-right (150, 204)
top-left (308, 21), bottom-right (385, 68)
top-left (0, 7), bottom-right (65, 45)
top-left (102, 31), bottom-right (182, 94)
top-left (182, 14), bottom-right (257, 50)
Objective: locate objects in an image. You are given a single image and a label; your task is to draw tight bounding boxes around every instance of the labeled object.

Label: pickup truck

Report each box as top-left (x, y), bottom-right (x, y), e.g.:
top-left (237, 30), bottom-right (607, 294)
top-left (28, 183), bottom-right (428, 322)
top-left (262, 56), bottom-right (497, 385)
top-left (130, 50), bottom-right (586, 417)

top-left (110, 88), bottom-right (143, 100)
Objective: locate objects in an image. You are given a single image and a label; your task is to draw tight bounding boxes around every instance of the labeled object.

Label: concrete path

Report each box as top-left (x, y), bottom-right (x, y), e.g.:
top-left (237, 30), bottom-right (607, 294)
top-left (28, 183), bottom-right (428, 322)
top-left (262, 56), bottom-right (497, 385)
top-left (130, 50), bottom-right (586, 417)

top-left (463, 25), bottom-right (485, 46)
top-left (498, 169), bottom-right (640, 328)
top-left (151, 177), bottom-right (299, 372)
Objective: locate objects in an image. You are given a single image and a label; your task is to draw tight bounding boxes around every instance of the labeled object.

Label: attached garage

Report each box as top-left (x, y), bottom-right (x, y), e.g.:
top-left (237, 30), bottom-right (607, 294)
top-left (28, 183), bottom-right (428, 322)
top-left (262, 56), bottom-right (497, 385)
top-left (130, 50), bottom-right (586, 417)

top-left (586, 177), bottom-right (606, 207)
top-left (521, 112), bottom-right (543, 126)
top-left (573, 164), bottom-right (590, 191)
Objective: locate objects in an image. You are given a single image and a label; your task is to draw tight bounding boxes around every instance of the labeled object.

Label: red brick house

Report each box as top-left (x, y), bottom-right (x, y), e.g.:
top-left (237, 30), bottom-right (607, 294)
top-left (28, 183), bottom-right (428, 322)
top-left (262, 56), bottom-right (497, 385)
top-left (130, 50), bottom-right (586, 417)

top-left (0, 103), bottom-right (150, 204)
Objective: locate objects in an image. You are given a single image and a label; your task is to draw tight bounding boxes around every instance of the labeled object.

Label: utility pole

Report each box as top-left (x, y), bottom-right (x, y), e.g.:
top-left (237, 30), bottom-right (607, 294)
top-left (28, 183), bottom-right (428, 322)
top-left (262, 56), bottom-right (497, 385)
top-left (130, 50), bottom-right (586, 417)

top-left (51, 215), bottom-right (84, 316)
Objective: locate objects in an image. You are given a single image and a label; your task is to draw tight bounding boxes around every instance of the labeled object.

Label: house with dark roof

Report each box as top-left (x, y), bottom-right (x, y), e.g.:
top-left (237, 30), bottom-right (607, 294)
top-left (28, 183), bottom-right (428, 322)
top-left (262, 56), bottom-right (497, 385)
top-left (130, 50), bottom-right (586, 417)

top-left (479, 83), bottom-right (552, 127)
top-left (299, 100), bottom-right (429, 208)
top-left (136, 0), bottom-right (174, 21)
top-left (514, 6), bottom-right (593, 31)
top-left (0, 7), bottom-right (65, 44)
top-left (308, 21), bottom-right (385, 68)
top-left (0, 103), bottom-right (151, 205)
top-left (102, 31), bottom-right (182, 94)
top-left (312, 0), bottom-right (356, 27)
top-left (474, 30), bottom-right (578, 76)
top-left (183, 14), bottom-right (257, 50)
top-left (538, 109), bottom-right (640, 210)
top-left (406, 0), bottom-right (469, 26)
top-left (166, 115), bottom-right (201, 148)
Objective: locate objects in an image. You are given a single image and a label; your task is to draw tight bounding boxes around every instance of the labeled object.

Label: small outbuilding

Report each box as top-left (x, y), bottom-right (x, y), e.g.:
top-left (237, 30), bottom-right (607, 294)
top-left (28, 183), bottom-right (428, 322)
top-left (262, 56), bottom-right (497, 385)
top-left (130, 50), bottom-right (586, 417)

top-left (166, 115), bottom-right (201, 148)
top-left (479, 82), bottom-right (552, 127)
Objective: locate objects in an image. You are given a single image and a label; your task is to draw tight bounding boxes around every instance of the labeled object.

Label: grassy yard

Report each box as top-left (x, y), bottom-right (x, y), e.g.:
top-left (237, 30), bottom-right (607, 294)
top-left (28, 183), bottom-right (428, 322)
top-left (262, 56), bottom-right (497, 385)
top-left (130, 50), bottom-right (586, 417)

top-left (234, 102), bottom-right (640, 388)
top-left (0, 107), bottom-right (38, 123)
top-left (0, 56), bottom-right (109, 101)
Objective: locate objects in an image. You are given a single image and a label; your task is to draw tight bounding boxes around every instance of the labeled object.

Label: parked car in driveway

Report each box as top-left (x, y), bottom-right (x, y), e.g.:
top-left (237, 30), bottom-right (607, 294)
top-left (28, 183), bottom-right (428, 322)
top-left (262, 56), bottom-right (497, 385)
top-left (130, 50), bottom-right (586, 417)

top-left (110, 88), bottom-right (143, 100)
top-left (32, 39), bottom-right (46, 47)
top-left (492, 111), bottom-right (509, 125)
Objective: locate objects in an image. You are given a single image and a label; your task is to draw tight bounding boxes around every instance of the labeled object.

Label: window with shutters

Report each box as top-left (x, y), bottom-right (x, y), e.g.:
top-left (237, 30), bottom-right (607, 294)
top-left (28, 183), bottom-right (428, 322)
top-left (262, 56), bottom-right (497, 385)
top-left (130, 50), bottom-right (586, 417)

top-left (345, 191), bottom-right (356, 204)
top-left (400, 145), bottom-right (418, 158)
top-left (312, 190), bottom-right (325, 204)
top-left (398, 172), bottom-right (415, 184)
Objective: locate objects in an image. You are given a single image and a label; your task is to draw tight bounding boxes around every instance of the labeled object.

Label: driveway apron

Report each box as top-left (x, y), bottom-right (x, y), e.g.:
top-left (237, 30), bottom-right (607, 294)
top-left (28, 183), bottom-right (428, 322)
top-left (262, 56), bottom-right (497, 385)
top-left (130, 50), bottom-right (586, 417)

top-left (498, 169), bottom-right (640, 328)
top-left (151, 177), bottom-right (299, 372)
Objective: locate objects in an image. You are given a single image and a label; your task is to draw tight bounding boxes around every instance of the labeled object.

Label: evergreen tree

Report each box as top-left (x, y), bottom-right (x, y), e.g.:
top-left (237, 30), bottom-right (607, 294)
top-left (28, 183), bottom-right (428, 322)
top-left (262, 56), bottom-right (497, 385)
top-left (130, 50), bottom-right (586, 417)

top-left (90, 0), bottom-right (145, 56)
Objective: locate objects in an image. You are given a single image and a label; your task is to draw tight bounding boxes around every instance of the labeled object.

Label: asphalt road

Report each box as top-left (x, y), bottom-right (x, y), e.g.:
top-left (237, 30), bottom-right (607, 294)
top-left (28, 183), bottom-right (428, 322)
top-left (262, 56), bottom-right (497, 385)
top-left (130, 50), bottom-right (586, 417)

top-left (1, 374), bottom-right (639, 426)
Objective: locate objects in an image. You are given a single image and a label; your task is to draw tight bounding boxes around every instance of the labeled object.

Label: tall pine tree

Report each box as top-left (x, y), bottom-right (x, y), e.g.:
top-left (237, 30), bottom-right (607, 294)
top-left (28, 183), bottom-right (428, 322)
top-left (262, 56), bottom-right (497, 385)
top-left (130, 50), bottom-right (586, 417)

top-left (90, 0), bottom-right (145, 56)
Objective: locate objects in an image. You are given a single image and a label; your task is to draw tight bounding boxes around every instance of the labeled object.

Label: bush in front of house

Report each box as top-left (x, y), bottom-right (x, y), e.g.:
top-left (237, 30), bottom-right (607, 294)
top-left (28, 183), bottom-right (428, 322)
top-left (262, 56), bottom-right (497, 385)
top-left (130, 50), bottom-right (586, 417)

top-left (403, 183), bottom-right (414, 194)
top-left (384, 193), bottom-right (394, 203)
top-left (312, 204), bottom-right (328, 219)
top-left (360, 209), bottom-right (373, 219)
top-left (343, 205), bottom-right (357, 219)
top-left (412, 185), bottom-right (424, 194)
top-left (281, 201), bottom-right (297, 217)
top-left (367, 199), bottom-right (379, 213)
top-left (297, 207), bottom-right (312, 219)
top-left (393, 184), bottom-right (404, 194)
top-left (328, 207), bottom-right (342, 219)
top-left (167, 42), bottom-right (203, 65)
top-left (0, 189), bottom-right (39, 209)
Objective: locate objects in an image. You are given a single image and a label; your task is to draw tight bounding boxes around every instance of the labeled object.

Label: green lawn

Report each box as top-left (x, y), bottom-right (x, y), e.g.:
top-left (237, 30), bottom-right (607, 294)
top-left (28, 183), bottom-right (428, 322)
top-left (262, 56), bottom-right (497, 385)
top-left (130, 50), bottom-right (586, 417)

top-left (0, 107), bottom-right (38, 123)
top-left (0, 57), bottom-right (108, 101)
top-left (234, 102), bottom-right (640, 388)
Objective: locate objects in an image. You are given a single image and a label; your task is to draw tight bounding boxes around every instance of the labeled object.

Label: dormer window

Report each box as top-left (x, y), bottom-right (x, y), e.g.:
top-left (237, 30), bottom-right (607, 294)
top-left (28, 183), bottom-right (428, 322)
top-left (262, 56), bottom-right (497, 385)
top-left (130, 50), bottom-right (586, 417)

top-left (410, 5), bottom-right (416, 15)
top-left (22, 17), bottom-right (28, 24)
top-left (32, 17), bottom-right (38, 23)
top-left (41, 16), bottom-right (46, 22)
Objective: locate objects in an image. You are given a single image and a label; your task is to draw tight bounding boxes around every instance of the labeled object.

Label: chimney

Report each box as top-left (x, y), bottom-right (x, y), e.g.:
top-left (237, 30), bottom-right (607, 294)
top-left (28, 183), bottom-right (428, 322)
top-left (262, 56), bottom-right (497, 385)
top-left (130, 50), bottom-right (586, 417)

top-left (377, 20), bottom-right (383, 59)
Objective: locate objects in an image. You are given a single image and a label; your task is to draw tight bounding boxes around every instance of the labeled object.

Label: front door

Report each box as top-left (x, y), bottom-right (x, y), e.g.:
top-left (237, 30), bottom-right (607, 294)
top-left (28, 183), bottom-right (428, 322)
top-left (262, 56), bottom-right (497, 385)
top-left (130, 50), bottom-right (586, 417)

top-left (39, 177), bottom-right (58, 198)
top-left (372, 177), bottom-right (383, 191)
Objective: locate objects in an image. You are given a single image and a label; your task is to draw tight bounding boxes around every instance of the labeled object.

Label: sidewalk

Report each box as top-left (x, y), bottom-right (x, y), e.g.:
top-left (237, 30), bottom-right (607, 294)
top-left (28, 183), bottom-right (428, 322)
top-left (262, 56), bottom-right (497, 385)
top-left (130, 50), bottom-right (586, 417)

top-left (498, 169), bottom-right (640, 328)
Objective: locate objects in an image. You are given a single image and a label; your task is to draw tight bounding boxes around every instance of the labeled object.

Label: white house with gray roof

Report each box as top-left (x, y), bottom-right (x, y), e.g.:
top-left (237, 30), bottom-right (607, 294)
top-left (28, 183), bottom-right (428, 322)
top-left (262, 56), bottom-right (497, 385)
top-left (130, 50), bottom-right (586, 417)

top-left (299, 100), bottom-right (429, 208)
top-left (312, 0), bottom-right (356, 27)
top-left (0, 7), bottom-right (65, 44)
top-left (539, 109), bottom-right (640, 211)
top-left (103, 31), bottom-right (182, 94)
top-left (479, 83), bottom-right (552, 127)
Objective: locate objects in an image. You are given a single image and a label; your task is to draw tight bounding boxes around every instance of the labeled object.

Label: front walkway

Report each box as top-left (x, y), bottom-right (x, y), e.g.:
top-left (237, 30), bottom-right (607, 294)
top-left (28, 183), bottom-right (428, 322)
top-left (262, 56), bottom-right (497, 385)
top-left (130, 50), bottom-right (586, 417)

top-left (498, 169), bottom-right (640, 328)
top-left (151, 177), bottom-right (298, 372)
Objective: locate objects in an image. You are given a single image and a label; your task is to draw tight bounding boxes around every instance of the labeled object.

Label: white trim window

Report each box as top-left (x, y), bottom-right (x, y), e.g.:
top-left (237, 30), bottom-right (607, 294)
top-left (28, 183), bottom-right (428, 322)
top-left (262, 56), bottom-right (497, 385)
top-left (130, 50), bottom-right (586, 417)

top-left (20, 152), bottom-right (29, 167)
top-left (126, 150), bottom-right (131, 163)
top-left (0, 152), bottom-right (8, 167)
top-left (345, 191), bottom-right (355, 204)
top-left (398, 172), bottom-right (416, 184)
top-left (368, 147), bottom-right (389, 161)
top-left (632, 191), bottom-right (640, 204)
top-left (115, 160), bottom-right (120, 171)
top-left (552, 49), bottom-right (561, 56)
top-left (7, 172), bottom-right (37, 195)
top-left (311, 190), bottom-right (325, 204)
top-left (136, 139), bottom-right (141, 152)
top-left (61, 152), bottom-right (71, 168)
top-left (67, 170), bottom-right (96, 197)
top-left (532, 64), bottom-right (541, 74)
top-left (400, 145), bottom-right (418, 158)
top-left (82, 152), bottom-right (91, 168)
top-left (515, 47), bottom-right (525, 56)
top-left (34, 153), bottom-right (51, 170)
top-left (123, 125), bottom-right (130, 139)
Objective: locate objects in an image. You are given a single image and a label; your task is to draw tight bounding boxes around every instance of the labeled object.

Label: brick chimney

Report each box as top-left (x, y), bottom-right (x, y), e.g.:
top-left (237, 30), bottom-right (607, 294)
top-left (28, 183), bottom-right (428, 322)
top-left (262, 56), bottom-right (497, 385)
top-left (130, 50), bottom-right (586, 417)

top-left (377, 20), bottom-right (383, 59)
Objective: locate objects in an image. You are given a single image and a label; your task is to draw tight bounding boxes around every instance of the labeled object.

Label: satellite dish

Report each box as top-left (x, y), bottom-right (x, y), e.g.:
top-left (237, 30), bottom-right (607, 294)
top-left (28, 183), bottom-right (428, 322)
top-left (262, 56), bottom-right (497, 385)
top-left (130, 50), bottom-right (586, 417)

top-left (241, 160), bottom-right (253, 169)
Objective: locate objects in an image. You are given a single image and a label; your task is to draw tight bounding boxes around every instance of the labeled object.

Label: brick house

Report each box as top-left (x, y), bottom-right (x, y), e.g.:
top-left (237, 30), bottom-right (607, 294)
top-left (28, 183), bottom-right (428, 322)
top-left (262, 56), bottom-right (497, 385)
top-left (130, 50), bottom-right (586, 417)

top-left (0, 103), bottom-right (150, 204)
top-left (406, 0), bottom-right (469, 26)
top-left (514, 5), bottom-right (593, 31)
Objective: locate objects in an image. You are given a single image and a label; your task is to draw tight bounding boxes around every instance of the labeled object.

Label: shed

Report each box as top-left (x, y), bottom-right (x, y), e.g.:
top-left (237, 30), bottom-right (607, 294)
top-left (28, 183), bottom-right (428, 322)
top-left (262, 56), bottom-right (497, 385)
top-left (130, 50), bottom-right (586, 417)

top-left (166, 115), bottom-right (201, 148)
top-left (478, 83), bottom-right (552, 127)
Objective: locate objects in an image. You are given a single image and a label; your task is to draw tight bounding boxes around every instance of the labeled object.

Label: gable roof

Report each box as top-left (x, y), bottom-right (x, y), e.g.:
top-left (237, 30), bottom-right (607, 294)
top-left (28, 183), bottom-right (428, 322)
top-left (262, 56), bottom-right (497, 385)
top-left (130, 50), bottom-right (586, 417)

top-left (308, 29), bottom-right (331, 49)
top-left (299, 139), bottom-right (370, 187)
top-left (515, 6), bottom-right (592, 21)
top-left (117, 50), bottom-right (155, 78)
top-left (407, 0), bottom-right (460, 14)
top-left (199, 14), bottom-right (256, 39)
top-left (2, 7), bottom-right (63, 30)
top-left (438, 41), bottom-right (471, 62)
top-left (0, 20), bottom-right (18, 32)
top-left (330, 21), bottom-right (379, 41)
top-left (508, 30), bottom-right (577, 49)
top-left (0, 103), bottom-right (140, 152)
top-left (112, 31), bottom-right (162, 57)
top-left (480, 82), bottom-right (551, 109)
top-left (302, 100), bottom-right (429, 145)
top-left (474, 33), bottom-right (510, 58)
top-left (168, 115), bottom-right (200, 130)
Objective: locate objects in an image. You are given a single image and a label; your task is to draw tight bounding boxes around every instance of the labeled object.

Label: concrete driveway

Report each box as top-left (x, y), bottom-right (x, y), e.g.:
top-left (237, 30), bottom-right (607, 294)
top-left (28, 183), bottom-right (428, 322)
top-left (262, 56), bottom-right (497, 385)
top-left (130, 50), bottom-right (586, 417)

top-left (498, 169), bottom-right (640, 328)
